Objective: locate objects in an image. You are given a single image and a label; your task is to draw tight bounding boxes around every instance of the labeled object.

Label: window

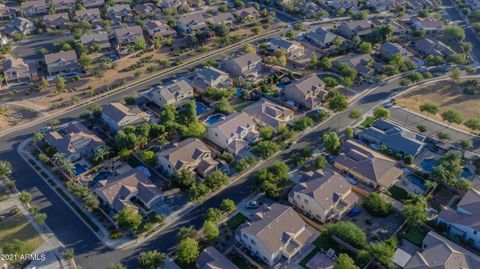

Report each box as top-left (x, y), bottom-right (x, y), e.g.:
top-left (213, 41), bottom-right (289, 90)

top-left (304, 199), bottom-right (308, 204)
top-left (250, 239), bottom-right (256, 245)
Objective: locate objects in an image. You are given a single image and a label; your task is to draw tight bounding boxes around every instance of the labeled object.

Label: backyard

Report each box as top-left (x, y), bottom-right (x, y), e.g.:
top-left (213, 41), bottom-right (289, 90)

top-left (395, 79), bottom-right (480, 132)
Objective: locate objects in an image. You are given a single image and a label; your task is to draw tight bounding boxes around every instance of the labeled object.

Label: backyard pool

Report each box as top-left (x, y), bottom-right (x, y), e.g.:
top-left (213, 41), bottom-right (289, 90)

top-left (420, 159), bottom-right (436, 172)
top-left (405, 174), bottom-right (426, 191)
top-left (90, 171), bottom-right (112, 186)
top-left (73, 163), bottom-right (87, 176)
top-left (276, 82), bottom-right (290, 91)
top-left (196, 102), bottom-right (209, 116)
top-left (204, 113), bottom-right (225, 126)
top-left (461, 167), bottom-right (473, 179)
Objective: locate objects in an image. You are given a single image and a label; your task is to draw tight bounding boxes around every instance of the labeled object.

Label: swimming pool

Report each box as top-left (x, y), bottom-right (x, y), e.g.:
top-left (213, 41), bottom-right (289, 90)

top-left (276, 82), bottom-right (289, 91)
top-left (461, 167), bottom-right (473, 179)
top-left (405, 174), bottom-right (426, 191)
top-left (196, 102), bottom-right (209, 116)
top-left (420, 159), bottom-right (437, 172)
top-left (204, 113), bottom-right (226, 126)
top-left (73, 163), bottom-right (87, 176)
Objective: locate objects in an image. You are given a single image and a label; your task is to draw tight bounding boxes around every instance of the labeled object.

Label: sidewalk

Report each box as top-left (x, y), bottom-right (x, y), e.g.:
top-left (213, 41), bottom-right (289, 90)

top-left (0, 181), bottom-right (69, 269)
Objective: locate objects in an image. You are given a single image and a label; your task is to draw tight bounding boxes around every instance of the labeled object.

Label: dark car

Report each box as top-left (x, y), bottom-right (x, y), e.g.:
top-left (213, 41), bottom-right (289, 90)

top-left (347, 207), bottom-right (362, 217)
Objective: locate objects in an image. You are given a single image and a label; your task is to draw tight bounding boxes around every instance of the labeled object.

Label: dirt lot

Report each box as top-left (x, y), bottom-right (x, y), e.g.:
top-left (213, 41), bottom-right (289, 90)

top-left (396, 79), bottom-right (480, 132)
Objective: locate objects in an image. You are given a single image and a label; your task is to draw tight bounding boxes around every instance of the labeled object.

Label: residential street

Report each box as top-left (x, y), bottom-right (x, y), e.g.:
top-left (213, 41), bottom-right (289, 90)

top-left (0, 70), bottom-right (412, 268)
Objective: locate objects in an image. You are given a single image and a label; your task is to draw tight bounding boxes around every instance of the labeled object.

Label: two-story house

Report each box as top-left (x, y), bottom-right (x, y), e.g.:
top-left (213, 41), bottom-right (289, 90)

top-left (176, 12), bottom-right (208, 33)
top-left (3, 57), bottom-right (32, 86)
top-left (144, 20), bottom-right (177, 39)
top-left (378, 41), bottom-right (413, 60)
top-left (106, 4), bottom-right (132, 22)
top-left (243, 98), bottom-right (294, 129)
top-left (338, 20), bottom-right (373, 39)
top-left (0, 3), bottom-right (16, 21)
top-left (288, 171), bottom-right (359, 223)
top-left (44, 50), bottom-right (79, 76)
top-left (412, 37), bottom-right (456, 58)
top-left (80, 32), bottom-right (111, 51)
top-left (75, 8), bottom-right (102, 24)
top-left (206, 112), bottom-right (258, 155)
top-left (438, 189), bottom-right (480, 249)
top-left (149, 79), bottom-right (194, 108)
top-left (303, 28), bottom-right (339, 49)
top-left (101, 102), bottom-right (151, 132)
top-left (196, 247), bottom-right (239, 269)
top-left (156, 138), bottom-right (218, 177)
top-left (52, 0), bottom-right (76, 12)
top-left (191, 66), bottom-right (231, 92)
top-left (222, 52), bottom-right (262, 79)
top-left (113, 25), bottom-right (144, 51)
top-left (43, 13), bottom-right (70, 29)
top-left (133, 3), bottom-right (161, 17)
top-left (21, 0), bottom-right (48, 17)
top-left (82, 0), bottom-right (104, 8)
top-left (236, 203), bottom-right (315, 267)
top-left (284, 74), bottom-right (326, 110)
top-left (268, 38), bottom-right (305, 59)
top-left (44, 122), bottom-right (106, 162)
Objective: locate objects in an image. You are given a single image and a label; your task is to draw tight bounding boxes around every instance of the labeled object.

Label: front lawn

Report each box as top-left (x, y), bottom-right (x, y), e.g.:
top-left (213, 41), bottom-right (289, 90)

top-left (358, 116), bottom-right (375, 130)
top-left (388, 185), bottom-right (409, 202)
top-left (0, 213), bottom-right (44, 255)
top-left (227, 213), bottom-right (248, 230)
top-left (233, 100), bottom-right (255, 112)
top-left (401, 227), bottom-right (427, 247)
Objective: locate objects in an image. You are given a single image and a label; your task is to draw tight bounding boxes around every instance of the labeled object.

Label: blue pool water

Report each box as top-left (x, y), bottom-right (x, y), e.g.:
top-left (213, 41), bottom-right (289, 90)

top-left (406, 174), bottom-right (426, 191)
top-left (73, 163), bottom-right (87, 176)
top-left (461, 167), bottom-right (473, 179)
top-left (236, 88), bottom-right (242, 96)
top-left (90, 171), bottom-right (112, 186)
top-left (196, 102), bottom-right (209, 116)
top-left (204, 113), bottom-right (225, 126)
top-left (420, 159), bottom-right (437, 173)
top-left (276, 82), bottom-right (289, 91)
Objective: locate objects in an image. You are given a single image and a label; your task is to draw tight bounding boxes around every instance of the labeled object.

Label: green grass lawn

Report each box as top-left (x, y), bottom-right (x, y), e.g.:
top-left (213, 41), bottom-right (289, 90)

top-left (299, 232), bottom-right (341, 268)
top-left (233, 100), bottom-right (255, 112)
top-left (388, 185), bottom-right (409, 202)
top-left (318, 73), bottom-right (341, 83)
top-left (227, 213), bottom-right (248, 230)
top-left (402, 227), bottom-right (426, 247)
top-left (0, 213), bottom-right (44, 254)
top-left (358, 116), bottom-right (375, 130)
top-left (231, 256), bottom-right (250, 269)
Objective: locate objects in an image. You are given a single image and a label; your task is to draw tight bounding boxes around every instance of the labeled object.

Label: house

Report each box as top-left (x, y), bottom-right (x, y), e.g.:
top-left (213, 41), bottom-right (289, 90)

top-left (133, 3), bottom-right (161, 17)
top-left (4, 18), bottom-right (36, 37)
top-left (412, 38), bottom-right (456, 58)
top-left (338, 20), bottom-right (373, 39)
top-left (159, 0), bottom-right (185, 9)
top-left (75, 8), bottom-right (101, 23)
top-left (2, 57), bottom-right (32, 86)
top-left (80, 32), bottom-right (111, 50)
top-left (156, 138), bottom-right (218, 177)
top-left (284, 74), bottom-right (326, 110)
top-left (101, 102), bottom-right (151, 132)
top-left (303, 28), bottom-right (339, 48)
top-left (379, 42), bottom-right (413, 60)
top-left (334, 54), bottom-right (375, 78)
top-left (288, 171), bottom-right (360, 223)
top-left (243, 98), bottom-right (294, 128)
top-left (437, 189), bottom-right (480, 249)
top-left (21, 0), bottom-right (47, 17)
top-left (43, 13), bottom-right (70, 29)
top-left (176, 12), bottom-right (209, 33)
top-left (207, 12), bottom-right (235, 26)
top-left (82, 0), bottom-right (104, 8)
top-left (233, 7), bottom-right (259, 21)
top-left (196, 246), bottom-right (239, 269)
top-left (106, 4), bottom-right (132, 22)
top-left (206, 112), bottom-right (258, 155)
top-left (0, 3), bottom-right (16, 21)
top-left (149, 79), bottom-right (194, 108)
top-left (113, 25), bottom-right (144, 49)
top-left (403, 231), bottom-right (480, 269)
top-left (235, 203), bottom-right (315, 267)
top-left (44, 50), bottom-right (79, 76)
top-left (367, 0), bottom-right (395, 11)
top-left (144, 20), bottom-right (177, 39)
top-left (94, 167), bottom-right (163, 213)
top-left (222, 52), bottom-right (262, 78)
top-left (334, 140), bottom-right (403, 189)
top-left (268, 38), bottom-right (305, 59)
top-left (191, 67), bottom-right (231, 92)
top-left (44, 122), bottom-right (105, 162)
top-left (411, 17), bottom-right (445, 33)
top-left (358, 119), bottom-right (426, 156)
top-left (52, 0), bottom-right (76, 12)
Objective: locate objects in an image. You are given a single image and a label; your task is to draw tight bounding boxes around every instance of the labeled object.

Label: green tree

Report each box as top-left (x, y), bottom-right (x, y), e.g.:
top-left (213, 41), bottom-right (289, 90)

top-left (441, 110), bottom-right (463, 125)
top-left (107, 263), bottom-right (127, 269)
top-left (334, 254), bottom-right (359, 269)
top-left (172, 170), bottom-right (196, 189)
top-left (55, 76), bottom-right (66, 92)
top-left (327, 89), bottom-right (348, 113)
top-left (323, 132), bottom-right (341, 154)
top-left (362, 193), bottom-right (392, 217)
top-left (252, 140), bottom-right (280, 159)
top-left (2, 239), bottom-right (30, 265)
top-left (114, 207), bottom-right (142, 231)
top-left (79, 53), bottom-right (92, 67)
top-left (177, 238), bottom-right (199, 265)
top-left (205, 208), bottom-right (223, 223)
top-left (403, 195), bottom-right (427, 228)
top-left (310, 52), bottom-right (319, 67)
top-left (138, 251), bottom-right (165, 269)
top-left (32, 131), bottom-right (45, 144)
top-left (358, 237), bottom-right (397, 268)
top-left (358, 42), bottom-right (372, 54)
top-left (34, 213), bottom-right (48, 225)
top-left (62, 248), bottom-right (75, 260)
top-left (0, 160), bottom-right (12, 178)
top-left (220, 199), bottom-right (236, 213)
top-left (325, 221), bottom-right (367, 248)
top-left (259, 127), bottom-right (274, 140)
top-left (203, 220), bottom-right (219, 241)
top-left (94, 145), bottom-right (110, 162)
top-left (344, 127), bottom-right (354, 138)
top-left (444, 25), bottom-right (465, 41)
top-left (373, 107), bottom-right (389, 119)
top-left (419, 102), bottom-right (438, 118)
top-left (313, 155), bottom-right (327, 170)
top-left (319, 57), bottom-right (332, 69)
top-left (348, 108), bottom-right (363, 120)
top-left (135, 39), bottom-right (147, 50)
top-left (177, 226), bottom-right (197, 241)
top-left (450, 67), bottom-right (461, 84)
top-left (204, 170), bottom-right (229, 191)
top-left (19, 191), bottom-right (32, 204)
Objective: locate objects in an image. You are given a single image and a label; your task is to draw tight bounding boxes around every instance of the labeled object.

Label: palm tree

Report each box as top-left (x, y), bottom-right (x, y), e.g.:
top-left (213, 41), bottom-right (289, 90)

top-left (94, 146), bottom-right (110, 162)
top-left (60, 160), bottom-right (75, 177)
top-left (52, 152), bottom-right (66, 165)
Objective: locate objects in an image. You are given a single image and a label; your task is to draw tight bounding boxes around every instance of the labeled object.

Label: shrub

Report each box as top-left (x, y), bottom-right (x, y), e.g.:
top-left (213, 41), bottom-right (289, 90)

top-left (362, 193), bottom-right (393, 217)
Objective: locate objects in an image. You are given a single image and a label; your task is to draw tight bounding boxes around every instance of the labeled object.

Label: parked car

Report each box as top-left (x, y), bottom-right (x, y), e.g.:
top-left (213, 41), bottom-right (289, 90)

top-left (347, 207), bottom-right (361, 217)
top-left (246, 201), bottom-right (262, 209)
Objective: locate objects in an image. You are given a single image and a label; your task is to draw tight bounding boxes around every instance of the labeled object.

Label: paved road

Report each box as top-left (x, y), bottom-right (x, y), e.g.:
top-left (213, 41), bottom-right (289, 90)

top-left (12, 33), bottom-right (74, 60)
top-left (442, 0), bottom-right (480, 61)
top-left (0, 66), bottom-right (407, 268)
top-left (389, 107), bottom-right (480, 152)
